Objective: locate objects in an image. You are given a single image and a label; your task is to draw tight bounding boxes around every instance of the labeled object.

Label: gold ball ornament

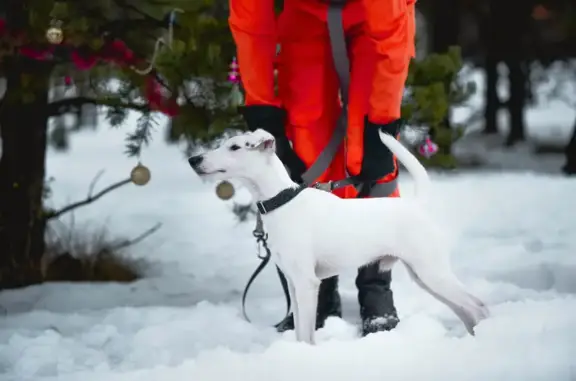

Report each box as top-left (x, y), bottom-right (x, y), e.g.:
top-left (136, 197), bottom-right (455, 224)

top-left (215, 181), bottom-right (235, 200)
top-left (46, 26), bottom-right (64, 44)
top-left (130, 164), bottom-right (151, 186)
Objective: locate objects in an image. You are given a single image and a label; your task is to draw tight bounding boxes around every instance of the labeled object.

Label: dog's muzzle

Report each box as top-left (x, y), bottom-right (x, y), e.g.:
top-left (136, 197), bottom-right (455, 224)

top-left (188, 155), bottom-right (206, 174)
top-left (188, 155), bottom-right (225, 175)
top-left (188, 155), bottom-right (203, 168)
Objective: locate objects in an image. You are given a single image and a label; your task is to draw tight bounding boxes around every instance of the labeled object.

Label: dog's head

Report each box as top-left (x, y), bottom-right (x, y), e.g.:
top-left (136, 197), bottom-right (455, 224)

top-left (188, 129), bottom-right (277, 181)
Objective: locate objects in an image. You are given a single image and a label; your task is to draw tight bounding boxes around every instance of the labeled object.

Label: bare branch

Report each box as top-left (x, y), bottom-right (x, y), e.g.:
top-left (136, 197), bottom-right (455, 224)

top-left (88, 170), bottom-right (106, 195)
top-left (46, 171), bottom-right (133, 220)
top-left (110, 222), bottom-right (162, 251)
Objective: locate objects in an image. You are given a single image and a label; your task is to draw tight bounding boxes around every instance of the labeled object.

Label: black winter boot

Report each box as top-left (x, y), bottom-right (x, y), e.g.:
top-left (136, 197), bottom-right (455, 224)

top-left (356, 263), bottom-right (399, 336)
top-left (275, 275), bottom-right (342, 332)
top-left (238, 105), bottom-right (307, 182)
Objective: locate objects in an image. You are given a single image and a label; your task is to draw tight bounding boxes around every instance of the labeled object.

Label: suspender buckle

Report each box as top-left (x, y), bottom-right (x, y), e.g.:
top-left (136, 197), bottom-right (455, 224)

top-left (312, 181), bottom-right (333, 192)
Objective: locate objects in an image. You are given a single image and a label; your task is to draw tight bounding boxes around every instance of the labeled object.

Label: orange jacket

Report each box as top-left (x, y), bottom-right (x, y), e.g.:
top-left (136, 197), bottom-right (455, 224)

top-left (229, 0), bottom-right (416, 124)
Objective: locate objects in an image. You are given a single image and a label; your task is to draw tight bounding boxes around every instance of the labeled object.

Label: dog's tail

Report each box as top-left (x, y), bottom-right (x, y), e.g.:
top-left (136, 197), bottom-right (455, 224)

top-left (378, 131), bottom-right (430, 201)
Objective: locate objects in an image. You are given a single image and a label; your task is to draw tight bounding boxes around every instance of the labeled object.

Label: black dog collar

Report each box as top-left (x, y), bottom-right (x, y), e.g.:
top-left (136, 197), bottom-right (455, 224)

top-left (256, 185), bottom-right (307, 215)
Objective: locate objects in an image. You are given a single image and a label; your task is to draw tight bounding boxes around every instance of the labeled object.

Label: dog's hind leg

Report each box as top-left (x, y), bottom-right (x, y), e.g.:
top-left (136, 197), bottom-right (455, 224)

top-left (402, 258), bottom-right (489, 336)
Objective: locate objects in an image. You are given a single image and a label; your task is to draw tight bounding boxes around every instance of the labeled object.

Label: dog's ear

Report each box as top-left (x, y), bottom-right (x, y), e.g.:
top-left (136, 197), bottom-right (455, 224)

top-left (249, 129), bottom-right (276, 153)
top-left (254, 135), bottom-right (276, 153)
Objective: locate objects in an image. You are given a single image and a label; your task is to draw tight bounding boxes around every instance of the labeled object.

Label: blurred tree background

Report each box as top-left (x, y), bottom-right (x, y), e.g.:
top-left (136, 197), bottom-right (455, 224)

top-left (416, 0), bottom-right (576, 170)
top-left (0, 0), bottom-right (575, 290)
top-left (0, 0), bottom-right (238, 289)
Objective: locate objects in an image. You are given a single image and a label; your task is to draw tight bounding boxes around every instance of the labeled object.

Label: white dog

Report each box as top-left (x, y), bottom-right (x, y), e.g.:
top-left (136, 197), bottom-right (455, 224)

top-left (189, 128), bottom-right (489, 344)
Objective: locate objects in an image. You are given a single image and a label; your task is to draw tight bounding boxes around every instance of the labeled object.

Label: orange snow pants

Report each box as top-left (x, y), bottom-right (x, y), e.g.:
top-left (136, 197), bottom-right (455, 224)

top-left (229, 0), bottom-right (416, 199)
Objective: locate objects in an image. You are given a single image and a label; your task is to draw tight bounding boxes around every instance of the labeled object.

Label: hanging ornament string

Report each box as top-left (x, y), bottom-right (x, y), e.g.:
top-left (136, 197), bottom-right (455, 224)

top-left (127, 7), bottom-right (182, 185)
top-left (131, 8), bottom-right (183, 75)
top-left (213, 56), bottom-right (243, 200)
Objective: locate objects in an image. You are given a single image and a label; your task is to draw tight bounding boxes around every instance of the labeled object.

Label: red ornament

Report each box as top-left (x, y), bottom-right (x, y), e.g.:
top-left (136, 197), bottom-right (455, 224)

top-left (111, 39), bottom-right (127, 52)
top-left (162, 98), bottom-right (179, 116)
top-left (123, 49), bottom-right (135, 64)
top-left (71, 51), bottom-right (97, 70)
top-left (144, 76), bottom-right (180, 116)
top-left (101, 39), bottom-right (126, 63)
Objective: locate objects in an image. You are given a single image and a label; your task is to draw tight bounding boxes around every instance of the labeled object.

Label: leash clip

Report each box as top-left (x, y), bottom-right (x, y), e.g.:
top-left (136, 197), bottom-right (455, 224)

top-left (313, 181), bottom-right (333, 192)
top-left (252, 229), bottom-right (269, 259)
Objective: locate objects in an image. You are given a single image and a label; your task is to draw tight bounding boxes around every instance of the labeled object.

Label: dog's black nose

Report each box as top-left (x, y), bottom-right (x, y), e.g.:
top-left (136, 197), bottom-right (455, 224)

top-left (188, 155), bottom-right (203, 168)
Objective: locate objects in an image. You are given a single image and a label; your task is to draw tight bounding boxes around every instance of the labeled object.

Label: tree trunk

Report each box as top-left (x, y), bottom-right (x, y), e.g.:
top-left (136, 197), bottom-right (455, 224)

top-left (429, 0), bottom-right (459, 131)
top-left (501, 1), bottom-right (531, 146)
top-left (429, 0), bottom-right (460, 54)
top-left (562, 118), bottom-right (576, 175)
top-left (483, 55), bottom-right (500, 134)
top-left (486, 0), bottom-right (532, 144)
top-left (505, 58), bottom-right (527, 146)
top-left (0, 59), bottom-right (52, 290)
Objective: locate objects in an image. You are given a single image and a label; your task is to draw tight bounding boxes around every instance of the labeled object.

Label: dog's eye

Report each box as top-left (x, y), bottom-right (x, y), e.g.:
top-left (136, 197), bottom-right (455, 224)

top-left (229, 144), bottom-right (241, 151)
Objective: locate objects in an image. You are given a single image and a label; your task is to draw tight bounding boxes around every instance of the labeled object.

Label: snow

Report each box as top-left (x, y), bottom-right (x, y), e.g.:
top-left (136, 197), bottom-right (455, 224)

top-left (1, 63), bottom-right (576, 380)
top-left (1, 114), bottom-right (576, 381)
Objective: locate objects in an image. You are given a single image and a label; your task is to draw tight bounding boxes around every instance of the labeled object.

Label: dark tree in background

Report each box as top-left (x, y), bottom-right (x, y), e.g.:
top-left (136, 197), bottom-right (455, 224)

top-left (428, 0), bottom-right (459, 56)
top-left (425, 0), bottom-right (460, 133)
top-left (0, 0), bottom-right (237, 289)
top-left (481, 0), bottom-right (499, 135)
top-left (561, 5), bottom-right (576, 175)
top-left (481, 0), bottom-right (534, 145)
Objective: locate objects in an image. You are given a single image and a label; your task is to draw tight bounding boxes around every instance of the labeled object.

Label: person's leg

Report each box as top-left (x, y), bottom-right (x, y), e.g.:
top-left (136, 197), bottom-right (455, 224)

top-left (274, 5), bottom-right (344, 333)
top-left (343, 4), bottom-right (406, 336)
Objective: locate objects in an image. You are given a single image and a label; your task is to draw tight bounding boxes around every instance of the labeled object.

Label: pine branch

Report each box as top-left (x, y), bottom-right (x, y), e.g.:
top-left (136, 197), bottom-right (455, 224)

top-left (48, 96), bottom-right (151, 116)
top-left (71, 1), bottom-right (169, 37)
top-left (125, 112), bottom-right (158, 157)
top-left (110, 0), bottom-right (169, 29)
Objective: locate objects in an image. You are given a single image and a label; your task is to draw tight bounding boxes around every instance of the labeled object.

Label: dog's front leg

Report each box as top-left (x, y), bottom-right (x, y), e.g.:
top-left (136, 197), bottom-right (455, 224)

top-left (286, 279), bottom-right (301, 340)
top-left (293, 278), bottom-right (320, 345)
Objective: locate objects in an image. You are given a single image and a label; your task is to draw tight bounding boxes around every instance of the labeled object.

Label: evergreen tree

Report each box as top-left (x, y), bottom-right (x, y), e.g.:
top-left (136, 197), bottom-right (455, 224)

top-left (0, 0), bottom-right (237, 289)
top-left (402, 46), bottom-right (475, 168)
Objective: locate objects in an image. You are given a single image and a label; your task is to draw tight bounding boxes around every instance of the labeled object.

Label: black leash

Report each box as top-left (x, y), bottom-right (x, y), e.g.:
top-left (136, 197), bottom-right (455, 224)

top-left (241, 212), bottom-right (291, 325)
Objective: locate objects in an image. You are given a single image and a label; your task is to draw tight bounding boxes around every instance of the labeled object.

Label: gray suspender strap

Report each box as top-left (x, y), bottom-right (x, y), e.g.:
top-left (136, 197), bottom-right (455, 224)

top-left (301, 4), bottom-right (349, 186)
top-left (326, 5), bottom-right (350, 105)
top-left (300, 3), bottom-right (397, 196)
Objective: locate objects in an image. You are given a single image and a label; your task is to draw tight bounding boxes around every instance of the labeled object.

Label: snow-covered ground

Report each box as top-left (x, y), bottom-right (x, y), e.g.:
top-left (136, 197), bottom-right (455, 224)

top-left (1, 115), bottom-right (576, 381)
top-left (1, 63), bottom-right (576, 380)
